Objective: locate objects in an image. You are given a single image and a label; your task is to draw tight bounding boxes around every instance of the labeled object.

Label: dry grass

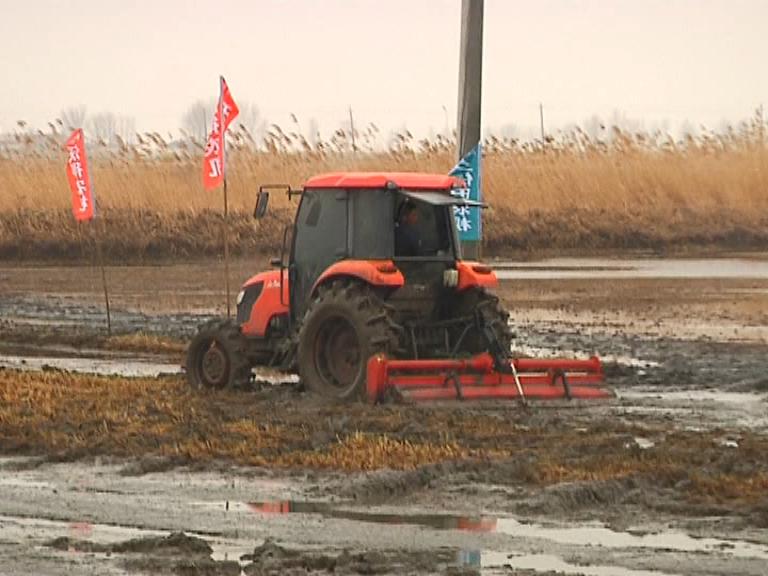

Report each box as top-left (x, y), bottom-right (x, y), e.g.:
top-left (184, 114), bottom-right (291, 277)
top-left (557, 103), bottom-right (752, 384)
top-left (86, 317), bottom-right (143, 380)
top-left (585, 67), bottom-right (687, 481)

top-left (1, 114), bottom-right (767, 260)
top-left (2, 368), bottom-right (768, 511)
top-left (0, 369), bottom-right (495, 471)
top-left (104, 333), bottom-right (185, 355)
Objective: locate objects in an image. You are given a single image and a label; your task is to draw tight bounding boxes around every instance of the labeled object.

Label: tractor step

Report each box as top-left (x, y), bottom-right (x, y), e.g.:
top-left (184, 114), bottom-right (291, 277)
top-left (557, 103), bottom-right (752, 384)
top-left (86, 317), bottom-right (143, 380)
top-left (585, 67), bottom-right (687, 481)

top-left (366, 353), bottom-right (613, 403)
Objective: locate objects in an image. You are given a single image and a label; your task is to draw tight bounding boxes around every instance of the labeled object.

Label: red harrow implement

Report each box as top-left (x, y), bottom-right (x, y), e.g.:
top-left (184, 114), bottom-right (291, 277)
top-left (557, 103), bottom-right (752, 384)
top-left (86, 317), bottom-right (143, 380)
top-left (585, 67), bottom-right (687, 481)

top-left (366, 352), bottom-right (611, 403)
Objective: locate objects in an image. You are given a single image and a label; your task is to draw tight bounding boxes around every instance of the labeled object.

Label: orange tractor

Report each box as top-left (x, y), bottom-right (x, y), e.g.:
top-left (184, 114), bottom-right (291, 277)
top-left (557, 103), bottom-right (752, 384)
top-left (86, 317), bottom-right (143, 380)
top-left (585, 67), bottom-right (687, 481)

top-left (186, 172), bottom-right (610, 403)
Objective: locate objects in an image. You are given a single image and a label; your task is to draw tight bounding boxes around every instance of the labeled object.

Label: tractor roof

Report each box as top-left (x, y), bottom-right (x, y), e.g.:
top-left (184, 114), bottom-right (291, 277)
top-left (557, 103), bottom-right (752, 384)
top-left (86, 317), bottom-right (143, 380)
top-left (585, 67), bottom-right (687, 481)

top-left (304, 172), bottom-right (462, 191)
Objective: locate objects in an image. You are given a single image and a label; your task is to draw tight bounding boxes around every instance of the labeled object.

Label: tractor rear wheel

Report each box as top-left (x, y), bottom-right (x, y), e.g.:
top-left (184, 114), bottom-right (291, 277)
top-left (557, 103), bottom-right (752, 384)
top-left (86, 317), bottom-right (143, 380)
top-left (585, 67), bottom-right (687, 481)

top-left (186, 319), bottom-right (252, 389)
top-left (297, 280), bottom-right (399, 401)
top-left (456, 289), bottom-right (513, 356)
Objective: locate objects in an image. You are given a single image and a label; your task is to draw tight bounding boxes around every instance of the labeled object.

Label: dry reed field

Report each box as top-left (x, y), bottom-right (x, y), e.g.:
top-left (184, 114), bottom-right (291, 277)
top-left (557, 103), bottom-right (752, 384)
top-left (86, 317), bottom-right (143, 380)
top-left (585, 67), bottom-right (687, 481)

top-left (1, 114), bottom-right (766, 261)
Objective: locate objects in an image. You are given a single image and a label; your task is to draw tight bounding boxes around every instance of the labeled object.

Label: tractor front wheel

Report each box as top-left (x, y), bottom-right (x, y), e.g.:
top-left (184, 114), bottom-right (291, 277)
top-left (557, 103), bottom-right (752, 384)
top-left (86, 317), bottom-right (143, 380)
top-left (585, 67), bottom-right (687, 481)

top-left (186, 319), bottom-right (252, 389)
top-left (297, 280), bottom-right (399, 401)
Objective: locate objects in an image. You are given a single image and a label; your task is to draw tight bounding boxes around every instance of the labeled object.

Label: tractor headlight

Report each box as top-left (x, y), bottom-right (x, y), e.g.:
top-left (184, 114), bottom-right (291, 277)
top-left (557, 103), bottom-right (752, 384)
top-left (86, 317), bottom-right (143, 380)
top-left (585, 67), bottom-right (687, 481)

top-left (443, 269), bottom-right (459, 287)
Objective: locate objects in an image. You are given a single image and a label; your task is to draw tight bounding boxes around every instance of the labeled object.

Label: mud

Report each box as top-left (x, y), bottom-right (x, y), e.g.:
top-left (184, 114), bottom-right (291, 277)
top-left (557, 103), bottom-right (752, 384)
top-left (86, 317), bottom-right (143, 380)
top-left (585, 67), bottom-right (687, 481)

top-left (1, 257), bottom-right (767, 575)
top-left (1, 459), bottom-right (766, 576)
top-left (239, 539), bottom-right (473, 575)
top-left (0, 352), bottom-right (181, 377)
top-left (493, 257), bottom-right (768, 280)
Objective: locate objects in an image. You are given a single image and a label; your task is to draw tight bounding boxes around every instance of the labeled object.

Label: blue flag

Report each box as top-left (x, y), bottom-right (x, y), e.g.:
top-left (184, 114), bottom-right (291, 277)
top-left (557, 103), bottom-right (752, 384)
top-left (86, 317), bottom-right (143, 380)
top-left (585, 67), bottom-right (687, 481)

top-left (449, 144), bottom-right (481, 242)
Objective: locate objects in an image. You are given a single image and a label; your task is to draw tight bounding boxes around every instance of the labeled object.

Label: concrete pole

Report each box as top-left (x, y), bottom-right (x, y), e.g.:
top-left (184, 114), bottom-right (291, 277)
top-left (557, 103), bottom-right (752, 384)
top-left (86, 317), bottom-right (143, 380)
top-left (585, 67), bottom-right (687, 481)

top-left (457, 0), bottom-right (484, 159)
top-left (456, 0), bottom-right (483, 259)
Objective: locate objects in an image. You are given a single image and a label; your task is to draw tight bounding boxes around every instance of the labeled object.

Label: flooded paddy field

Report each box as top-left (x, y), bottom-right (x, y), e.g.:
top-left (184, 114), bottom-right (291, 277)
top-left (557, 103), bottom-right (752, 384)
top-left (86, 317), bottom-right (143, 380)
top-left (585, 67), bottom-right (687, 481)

top-left (0, 256), bottom-right (767, 575)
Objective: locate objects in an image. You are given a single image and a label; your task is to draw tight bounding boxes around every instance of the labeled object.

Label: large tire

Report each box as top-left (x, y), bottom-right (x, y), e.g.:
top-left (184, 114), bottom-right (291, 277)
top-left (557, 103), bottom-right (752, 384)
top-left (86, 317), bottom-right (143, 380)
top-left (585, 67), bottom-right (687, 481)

top-left (297, 280), bottom-right (399, 401)
top-left (186, 319), bottom-right (252, 389)
top-left (455, 289), bottom-right (513, 357)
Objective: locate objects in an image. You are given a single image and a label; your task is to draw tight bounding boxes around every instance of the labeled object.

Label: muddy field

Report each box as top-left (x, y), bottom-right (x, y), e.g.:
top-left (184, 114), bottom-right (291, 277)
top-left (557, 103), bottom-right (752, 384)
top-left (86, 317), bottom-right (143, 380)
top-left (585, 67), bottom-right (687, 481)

top-left (1, 256), bottom-right (767, 575)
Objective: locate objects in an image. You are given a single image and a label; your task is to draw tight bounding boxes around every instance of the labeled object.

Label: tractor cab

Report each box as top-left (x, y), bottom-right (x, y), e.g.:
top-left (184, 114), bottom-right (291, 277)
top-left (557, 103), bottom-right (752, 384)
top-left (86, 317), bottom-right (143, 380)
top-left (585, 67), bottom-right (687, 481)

top-left (286, 173), bottom-right (477, 324)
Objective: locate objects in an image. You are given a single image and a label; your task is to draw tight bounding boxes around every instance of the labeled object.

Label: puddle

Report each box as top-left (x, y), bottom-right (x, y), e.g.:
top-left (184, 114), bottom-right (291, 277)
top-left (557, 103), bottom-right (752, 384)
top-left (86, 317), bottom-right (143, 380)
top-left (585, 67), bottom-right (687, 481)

top-left (494, 258), bottom-right (768, 280)
top-left (0, 352), bottom-right (297, 384)
top-left (633, 437), bottom-right (655, 449)
top-left (245, 501), bottom-right (768, 561)
top-left (620, 389), bottom-right (768, 430)
top-left (0, 477), bottom-right (52, 489)
top-left (473, 550), bottom-right (684, 576)
top-left (0, 354), bottom-right (182, 378)
top-left (513, 308), bottom-right (768, 345)
top-left (241, 500), bottom-right (497, 532)
top-left (493, 518), bottom-right (768, 560)
top-left (623, 389), bottom-right (767, 405)
top-left (726, 288), bottom-right (768, 295)
top-left (208, 539), bottom-right (254, 565)
top-left (0, 513), bottom-right (166, 547)
top-left (0, 513), bottom-right (253, 567)
top-left (511, 343), bottom-right (660, 369)
top-left (252, 371), bottom-right (300, 386)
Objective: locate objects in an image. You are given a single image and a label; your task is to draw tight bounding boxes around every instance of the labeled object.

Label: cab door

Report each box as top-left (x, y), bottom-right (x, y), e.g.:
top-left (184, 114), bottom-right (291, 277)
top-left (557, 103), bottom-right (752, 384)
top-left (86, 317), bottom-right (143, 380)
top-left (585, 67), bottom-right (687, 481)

top-left (289, 188), bottom-right (348, 323)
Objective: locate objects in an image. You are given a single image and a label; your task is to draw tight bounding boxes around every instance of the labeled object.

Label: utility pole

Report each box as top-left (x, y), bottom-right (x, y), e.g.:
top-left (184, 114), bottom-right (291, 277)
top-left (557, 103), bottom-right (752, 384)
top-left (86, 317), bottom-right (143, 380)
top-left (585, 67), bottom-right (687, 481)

top-left (456, 0), bottom-right (483, 259)
top-left (539, 103), bottom-right (545, 140)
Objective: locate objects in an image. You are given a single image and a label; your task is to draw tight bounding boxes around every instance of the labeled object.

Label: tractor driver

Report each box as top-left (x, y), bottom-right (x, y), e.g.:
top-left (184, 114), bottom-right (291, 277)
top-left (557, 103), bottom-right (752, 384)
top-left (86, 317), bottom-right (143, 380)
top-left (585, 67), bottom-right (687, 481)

top-left (395, 201), bottom-right (422, 257)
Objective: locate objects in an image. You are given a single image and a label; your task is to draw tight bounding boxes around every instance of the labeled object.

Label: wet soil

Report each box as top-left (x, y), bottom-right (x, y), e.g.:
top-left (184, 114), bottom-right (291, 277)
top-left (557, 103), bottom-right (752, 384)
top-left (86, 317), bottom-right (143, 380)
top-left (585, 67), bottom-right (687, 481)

top-left (1, 258), bottom-right (767, 575)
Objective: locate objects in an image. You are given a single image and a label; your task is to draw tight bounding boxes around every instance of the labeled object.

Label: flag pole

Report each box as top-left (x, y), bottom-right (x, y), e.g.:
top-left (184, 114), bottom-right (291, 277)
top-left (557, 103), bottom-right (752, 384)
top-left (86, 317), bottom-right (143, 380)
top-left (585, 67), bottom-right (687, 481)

top-left (67, 128), bottom-right (111, 336)
top-left (223, 176), bottom-right (231, 318)
top-left (220, 76), bottom-right (231, 318)
top-left (92, 197), bottom-right (112, 336)
top-left (94, 219), bottom-right (112, 336)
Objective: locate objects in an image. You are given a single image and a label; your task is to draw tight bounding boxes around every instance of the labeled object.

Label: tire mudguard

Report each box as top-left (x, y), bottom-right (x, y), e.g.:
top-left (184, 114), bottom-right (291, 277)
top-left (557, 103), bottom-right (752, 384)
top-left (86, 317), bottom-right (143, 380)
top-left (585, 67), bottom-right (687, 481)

top-left (311, 260), bottom-right (405, 296)
top-left (456, 261), bottom-right (498, 291)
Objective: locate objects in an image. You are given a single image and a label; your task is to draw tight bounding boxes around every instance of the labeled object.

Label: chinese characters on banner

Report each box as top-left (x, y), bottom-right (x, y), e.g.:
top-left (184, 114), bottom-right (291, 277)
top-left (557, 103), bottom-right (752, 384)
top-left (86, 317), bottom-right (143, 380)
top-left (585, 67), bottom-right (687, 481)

top-left (202, 76), bottom-right (240, 190)
top-left (65, 128), bottom-right (94, 221)
top-left (449, 144), bottom-right (481, 242)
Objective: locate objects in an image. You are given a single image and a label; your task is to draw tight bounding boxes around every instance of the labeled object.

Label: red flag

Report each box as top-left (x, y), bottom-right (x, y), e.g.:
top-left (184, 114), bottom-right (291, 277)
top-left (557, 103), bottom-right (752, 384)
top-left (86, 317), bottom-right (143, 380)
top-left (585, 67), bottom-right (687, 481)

top-left (202, 76), bottom-right (239, 190)
top-left (65, 128), bottom-right (95, 221)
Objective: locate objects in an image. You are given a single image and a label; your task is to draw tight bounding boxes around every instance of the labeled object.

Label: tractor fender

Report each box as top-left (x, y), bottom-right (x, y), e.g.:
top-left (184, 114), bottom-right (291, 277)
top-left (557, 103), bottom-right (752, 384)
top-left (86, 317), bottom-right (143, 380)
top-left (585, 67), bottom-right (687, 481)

top-left (240, 269), bottom-right (289, 337)
top-left (456, 261), bottom-right (498, 291)
top-left (311, 260), bottom-right (405, 297)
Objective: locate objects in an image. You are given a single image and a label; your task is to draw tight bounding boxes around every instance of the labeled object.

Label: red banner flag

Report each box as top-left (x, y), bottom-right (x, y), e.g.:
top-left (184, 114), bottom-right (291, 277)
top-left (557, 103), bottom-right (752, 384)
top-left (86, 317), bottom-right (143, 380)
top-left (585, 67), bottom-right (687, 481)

top-left (65, 128), bottom-right (95, 221)
top-left (202, 76), bottom-right (240, 190)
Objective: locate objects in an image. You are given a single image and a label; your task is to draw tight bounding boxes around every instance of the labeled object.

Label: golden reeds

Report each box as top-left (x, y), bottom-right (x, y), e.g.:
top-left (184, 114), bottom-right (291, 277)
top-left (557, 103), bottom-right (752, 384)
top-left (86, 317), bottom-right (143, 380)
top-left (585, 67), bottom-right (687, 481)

top-left (1, 116), bottom-right (766, 260)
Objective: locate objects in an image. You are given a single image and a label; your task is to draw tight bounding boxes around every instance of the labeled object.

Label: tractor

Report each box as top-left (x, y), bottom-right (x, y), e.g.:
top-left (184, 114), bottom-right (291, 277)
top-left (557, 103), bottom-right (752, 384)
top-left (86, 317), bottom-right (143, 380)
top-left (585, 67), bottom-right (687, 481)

top-left (186, 171), bottom-right (609, 403)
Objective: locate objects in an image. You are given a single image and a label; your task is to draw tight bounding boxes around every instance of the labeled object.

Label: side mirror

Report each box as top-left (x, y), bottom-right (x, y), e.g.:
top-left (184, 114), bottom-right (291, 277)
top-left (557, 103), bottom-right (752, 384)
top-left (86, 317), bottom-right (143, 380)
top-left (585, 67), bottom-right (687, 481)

top-left (270, 257), bottom-right (282, 268)
top-left (254, 191), bottom-right (270, 219)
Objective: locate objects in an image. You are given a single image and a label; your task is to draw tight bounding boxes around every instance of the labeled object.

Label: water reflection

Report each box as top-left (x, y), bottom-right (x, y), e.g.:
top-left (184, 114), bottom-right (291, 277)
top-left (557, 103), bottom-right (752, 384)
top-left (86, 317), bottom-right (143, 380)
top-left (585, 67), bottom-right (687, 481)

top-left (248, 500), bottom-right (768, 561)
top-left (247, 500), bottom-right (497, 532)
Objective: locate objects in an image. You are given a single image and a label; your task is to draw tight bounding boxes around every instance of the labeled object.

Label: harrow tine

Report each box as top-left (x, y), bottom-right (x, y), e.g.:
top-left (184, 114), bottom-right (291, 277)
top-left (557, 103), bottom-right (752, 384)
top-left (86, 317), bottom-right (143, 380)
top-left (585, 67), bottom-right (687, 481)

top-left (508, 356), bottom-right (527, 406)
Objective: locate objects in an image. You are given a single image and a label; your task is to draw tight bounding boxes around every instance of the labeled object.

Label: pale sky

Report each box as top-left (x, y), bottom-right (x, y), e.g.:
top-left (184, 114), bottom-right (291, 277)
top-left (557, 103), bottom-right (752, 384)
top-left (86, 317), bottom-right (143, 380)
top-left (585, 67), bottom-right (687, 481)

top-left (0, 0), bottom-right (766, 139)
